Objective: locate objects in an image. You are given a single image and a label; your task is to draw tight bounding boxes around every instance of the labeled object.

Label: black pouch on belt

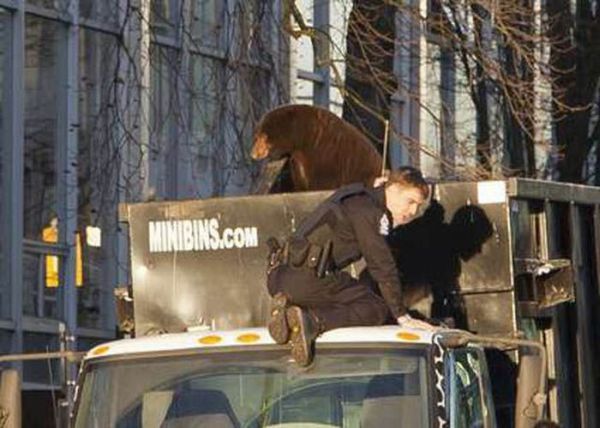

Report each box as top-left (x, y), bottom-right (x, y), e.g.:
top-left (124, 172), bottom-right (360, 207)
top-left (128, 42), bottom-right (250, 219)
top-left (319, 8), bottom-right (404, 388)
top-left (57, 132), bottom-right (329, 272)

top-left (288, 236), bottom-right (310, 267)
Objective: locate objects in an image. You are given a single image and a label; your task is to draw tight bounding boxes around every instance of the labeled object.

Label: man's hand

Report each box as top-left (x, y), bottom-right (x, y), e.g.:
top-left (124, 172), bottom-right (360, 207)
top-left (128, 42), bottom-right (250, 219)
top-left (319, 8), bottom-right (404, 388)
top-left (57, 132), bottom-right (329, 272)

top-left (397, 314), bottom-right (439, 332)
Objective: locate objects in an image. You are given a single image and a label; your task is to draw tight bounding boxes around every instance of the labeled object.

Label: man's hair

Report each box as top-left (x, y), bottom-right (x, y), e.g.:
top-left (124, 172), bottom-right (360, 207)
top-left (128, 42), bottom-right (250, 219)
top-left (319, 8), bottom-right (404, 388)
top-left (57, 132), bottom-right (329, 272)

top-left (385, 167), bottom-right (430, 198)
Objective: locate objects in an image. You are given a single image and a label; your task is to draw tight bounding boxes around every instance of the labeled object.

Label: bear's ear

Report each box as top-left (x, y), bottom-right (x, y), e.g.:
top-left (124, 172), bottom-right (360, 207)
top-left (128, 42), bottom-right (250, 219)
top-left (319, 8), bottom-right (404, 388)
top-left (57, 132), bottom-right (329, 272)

top-left (250, 133), bottom-right (271, 160)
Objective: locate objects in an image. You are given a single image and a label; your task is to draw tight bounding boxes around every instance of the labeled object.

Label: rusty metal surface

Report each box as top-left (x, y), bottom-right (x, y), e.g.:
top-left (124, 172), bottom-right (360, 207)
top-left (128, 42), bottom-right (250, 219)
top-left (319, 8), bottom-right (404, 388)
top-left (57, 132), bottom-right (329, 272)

top-left (462, 292), bottom-right (517, 335)
top-left (508, 178), bottom-right (600, 205)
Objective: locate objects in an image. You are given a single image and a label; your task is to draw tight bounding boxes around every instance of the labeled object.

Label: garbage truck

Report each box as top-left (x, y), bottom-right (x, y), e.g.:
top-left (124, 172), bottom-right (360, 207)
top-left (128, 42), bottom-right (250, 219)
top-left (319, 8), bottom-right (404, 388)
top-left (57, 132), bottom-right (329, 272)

top-left (2, 178), bottom-right (600, 428)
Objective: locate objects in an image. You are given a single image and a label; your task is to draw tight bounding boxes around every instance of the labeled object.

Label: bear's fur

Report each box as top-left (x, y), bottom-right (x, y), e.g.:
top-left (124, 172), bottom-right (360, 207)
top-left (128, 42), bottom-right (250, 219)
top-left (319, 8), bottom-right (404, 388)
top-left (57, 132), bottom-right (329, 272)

top-left (251, 104), bottom-right (382, 191)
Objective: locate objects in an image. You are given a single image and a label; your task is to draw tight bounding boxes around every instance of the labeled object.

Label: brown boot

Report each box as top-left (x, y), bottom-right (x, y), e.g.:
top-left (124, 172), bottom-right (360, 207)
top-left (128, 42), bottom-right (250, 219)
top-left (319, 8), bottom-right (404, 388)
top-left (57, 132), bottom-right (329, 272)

top-left (268, 293), bottom-right (290, 344)
top-left (286, 306), bottom-right (319, 367)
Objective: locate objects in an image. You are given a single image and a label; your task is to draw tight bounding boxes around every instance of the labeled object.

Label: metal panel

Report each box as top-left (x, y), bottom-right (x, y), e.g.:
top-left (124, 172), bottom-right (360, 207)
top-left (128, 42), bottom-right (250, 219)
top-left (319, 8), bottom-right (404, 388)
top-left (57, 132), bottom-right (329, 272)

top-left (544, 201), bottom-right (578, 427)
top-left (551, 305), bottom-right (578, 428)
top-left (55, 0), bottom-right (79, 337)
top-left (437, 183), bottom-right (513, 296)
top-left (391, 8), bottom-right (413, 167)
top-left (594, 205), bottom-right (600, 318)
top-left (462, 292), bottom-right (517, 335)
top-left (388, 181), bottom-right (516, 335)
top-left (569, 204), bottom-right (599, 428)
top-left (4, 0), bottom-right (25, 357)
top-left (126, 191), bottom-right (330, 335)
top-left (55, 0), bottom-right (80, 415)
top-left (508, 178), bottom-right (600, 205)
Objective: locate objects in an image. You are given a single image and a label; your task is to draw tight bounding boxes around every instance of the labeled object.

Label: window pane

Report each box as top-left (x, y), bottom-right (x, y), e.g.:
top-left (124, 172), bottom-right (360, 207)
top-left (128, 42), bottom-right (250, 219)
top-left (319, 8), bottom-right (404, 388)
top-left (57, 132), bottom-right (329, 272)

top-left (238, 65), bottom-right (270, 145)
top-left (23, 16), bottom-right (61, 318)
top-left (80, 0), bottom-right (120, 26)
top-left (191, 0), bottom-right (224, 48)
top-left (23, 332), bottom-right (61, 386)
top-left (24, 15), bottom-right (59, 240)
top-left (75, 348), bottom-right (430, 427)
top-left (150, 44), bottom-right (178, 198)
top-left (238, 0), bottom-right (272, 60)
top-left (26, 0), bottom-right (69, 13)
top-left (78, 29), bottom-right (119, 329)
top-left (189, 54), bottom-right (222, 197)
top-left (190, 55), bottom-right (220, 147)
top-left (151, 0), bottom-right (180, 39)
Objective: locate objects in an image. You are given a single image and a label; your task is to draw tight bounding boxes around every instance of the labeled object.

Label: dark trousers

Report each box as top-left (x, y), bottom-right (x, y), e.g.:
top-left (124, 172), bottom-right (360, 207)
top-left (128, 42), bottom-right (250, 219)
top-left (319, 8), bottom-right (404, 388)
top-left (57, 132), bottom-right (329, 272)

top-left (267, 265), bottom-right (391, 332)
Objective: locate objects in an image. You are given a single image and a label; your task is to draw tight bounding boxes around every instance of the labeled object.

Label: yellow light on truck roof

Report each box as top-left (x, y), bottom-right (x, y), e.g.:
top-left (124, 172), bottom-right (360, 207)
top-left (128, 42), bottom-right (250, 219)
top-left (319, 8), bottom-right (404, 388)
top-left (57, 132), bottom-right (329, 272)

top-left (236, 333), bottom-right (260, 343)
top-left (91, 345), bottom-right (110, 356)
top-left (198, 335), bottom-right (222, 345)
top-left (396, 332), bottom-right (421, 341)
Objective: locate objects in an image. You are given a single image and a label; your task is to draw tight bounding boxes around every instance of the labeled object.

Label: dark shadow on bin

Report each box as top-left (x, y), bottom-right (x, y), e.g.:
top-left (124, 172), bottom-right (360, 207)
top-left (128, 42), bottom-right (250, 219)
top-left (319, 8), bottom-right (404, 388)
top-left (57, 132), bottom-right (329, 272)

top-left (388, 201), bottom-right (494, 329)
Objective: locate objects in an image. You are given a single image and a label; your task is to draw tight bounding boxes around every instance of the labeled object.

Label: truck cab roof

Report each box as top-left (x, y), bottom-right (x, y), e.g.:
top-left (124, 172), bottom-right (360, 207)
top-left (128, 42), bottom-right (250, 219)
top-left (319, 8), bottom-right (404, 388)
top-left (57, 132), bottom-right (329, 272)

top-left (84, 326), bottom-right (440, 361)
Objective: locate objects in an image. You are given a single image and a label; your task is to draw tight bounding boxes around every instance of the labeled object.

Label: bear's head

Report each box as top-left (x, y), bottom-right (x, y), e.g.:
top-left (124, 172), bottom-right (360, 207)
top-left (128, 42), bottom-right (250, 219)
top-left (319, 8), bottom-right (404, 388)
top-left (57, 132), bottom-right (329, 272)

top-left (250, 106), bottom-right (302, 160)
top-left (250, 132), bottom-right (273, 160)
top-left (251, 131), bottom-right (290, 160)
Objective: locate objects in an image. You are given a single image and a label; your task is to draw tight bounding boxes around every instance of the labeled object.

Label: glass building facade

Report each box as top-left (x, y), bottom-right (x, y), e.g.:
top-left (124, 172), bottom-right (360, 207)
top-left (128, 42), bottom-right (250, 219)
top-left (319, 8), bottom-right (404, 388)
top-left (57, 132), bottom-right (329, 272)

top-left (0, 0), bottom-right (335, 399)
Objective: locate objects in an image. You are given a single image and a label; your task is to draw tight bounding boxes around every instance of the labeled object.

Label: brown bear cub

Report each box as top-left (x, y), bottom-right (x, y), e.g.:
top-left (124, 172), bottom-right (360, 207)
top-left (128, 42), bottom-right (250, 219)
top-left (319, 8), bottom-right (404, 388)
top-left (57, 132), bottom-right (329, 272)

top-left (251, 104), bottom-right (383, 191)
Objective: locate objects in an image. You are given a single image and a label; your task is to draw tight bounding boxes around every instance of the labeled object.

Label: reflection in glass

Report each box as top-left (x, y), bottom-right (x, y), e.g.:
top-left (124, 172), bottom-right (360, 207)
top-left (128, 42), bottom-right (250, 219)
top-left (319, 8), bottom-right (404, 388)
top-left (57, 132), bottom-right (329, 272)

top-left (151, 0), bottom-right (180, 38)
top-left (238, 65), bottom-right (270, 148)
top-left (191, 0), bottom-right (224, 48)
top-left (26, 0), bottom-right (69, 13)
top-left (24, 15), bottom-right (59, 240)
top-left (238, 0), bottom-right (272, 60)
top-left (23, 16), bottom-right (61, 318)
top-left (189, 54), bottom-right (222, 197)
top-left (190, 55), bottom-right (220, 149)
top-left (75, 348), bottom-right (430, 428)
top-left (150, 44), bottom-right (177, 198)
top-left (80, 0), bottom-right (120, 26)
top-left (78, 29), bottom-right (119, 329)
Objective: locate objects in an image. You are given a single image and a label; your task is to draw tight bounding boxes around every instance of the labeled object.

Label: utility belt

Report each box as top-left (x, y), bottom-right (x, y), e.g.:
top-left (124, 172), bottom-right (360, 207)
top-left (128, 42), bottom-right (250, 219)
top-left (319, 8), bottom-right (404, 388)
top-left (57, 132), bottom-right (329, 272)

top-left (267, 236), bottom-right (333, 278)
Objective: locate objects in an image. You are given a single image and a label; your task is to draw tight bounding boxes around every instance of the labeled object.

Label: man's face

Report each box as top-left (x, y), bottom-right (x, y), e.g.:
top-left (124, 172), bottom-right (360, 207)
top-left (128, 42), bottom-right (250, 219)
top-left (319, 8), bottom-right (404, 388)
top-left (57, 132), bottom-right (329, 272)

top-left (385, 185), bottom-right (426, 226)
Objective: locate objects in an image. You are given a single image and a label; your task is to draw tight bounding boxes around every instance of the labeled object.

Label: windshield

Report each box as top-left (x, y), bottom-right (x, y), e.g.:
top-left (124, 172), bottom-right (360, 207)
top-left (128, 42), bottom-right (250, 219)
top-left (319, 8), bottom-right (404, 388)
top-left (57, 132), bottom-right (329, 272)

top-left (74, 346), bottom-right (430, 428)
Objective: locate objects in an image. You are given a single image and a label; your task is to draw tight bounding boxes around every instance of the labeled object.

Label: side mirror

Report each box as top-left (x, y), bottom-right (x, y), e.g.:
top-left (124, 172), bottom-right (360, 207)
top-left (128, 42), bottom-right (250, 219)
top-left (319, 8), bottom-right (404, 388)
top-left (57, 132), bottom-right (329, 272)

top-left (515, 354), bottom-right (545, 428)
top-left (0, 369), bottom-right (21, 428)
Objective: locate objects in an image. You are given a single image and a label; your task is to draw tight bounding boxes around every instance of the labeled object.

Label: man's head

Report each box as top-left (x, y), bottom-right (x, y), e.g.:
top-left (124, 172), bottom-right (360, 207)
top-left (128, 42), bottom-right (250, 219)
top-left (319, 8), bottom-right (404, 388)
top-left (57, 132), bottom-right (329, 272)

top-left (382, 167), bottom-right (429, 226)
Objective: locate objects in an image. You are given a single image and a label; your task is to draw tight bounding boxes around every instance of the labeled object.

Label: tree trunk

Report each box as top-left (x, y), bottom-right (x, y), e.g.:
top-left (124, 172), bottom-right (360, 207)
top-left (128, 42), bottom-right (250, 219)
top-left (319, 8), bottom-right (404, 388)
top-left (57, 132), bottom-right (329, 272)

top-left (548, 0), bottom-right (600, 183)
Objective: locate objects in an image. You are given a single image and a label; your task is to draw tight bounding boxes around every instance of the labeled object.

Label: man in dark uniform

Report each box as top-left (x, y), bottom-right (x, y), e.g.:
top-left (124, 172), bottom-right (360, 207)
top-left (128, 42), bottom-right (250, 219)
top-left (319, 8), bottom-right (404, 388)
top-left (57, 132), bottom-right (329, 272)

top-left (266, 167), bottom-right (436, 366)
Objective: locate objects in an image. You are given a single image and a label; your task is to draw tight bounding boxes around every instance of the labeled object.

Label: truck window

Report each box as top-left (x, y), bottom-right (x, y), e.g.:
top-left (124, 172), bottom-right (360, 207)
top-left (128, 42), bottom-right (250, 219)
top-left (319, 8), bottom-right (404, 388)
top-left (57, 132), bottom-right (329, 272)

top-left (448, 348), bottom-right (497, 428)
top-left (74, 346), bottom-right (431, 428)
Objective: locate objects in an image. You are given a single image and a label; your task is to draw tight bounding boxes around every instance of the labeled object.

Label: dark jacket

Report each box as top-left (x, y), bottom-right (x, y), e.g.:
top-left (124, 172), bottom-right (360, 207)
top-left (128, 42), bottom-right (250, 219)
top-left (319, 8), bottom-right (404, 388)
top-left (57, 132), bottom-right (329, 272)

top-left (306, 186), bottom-right (407, 317)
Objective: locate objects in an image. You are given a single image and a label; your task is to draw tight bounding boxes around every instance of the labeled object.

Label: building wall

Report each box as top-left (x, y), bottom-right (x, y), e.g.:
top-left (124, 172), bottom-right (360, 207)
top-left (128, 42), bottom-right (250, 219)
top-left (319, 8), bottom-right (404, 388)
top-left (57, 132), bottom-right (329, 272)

top-left (0, 0), bottom-right (290, 395)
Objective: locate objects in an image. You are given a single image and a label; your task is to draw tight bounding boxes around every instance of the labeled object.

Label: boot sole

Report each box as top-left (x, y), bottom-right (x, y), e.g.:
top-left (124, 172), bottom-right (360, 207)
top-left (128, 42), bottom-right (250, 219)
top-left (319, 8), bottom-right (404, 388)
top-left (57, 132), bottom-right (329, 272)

top-left (268, 293), bottom-right (290, 344)
top-left (286, 306), bottom-right (314, 367)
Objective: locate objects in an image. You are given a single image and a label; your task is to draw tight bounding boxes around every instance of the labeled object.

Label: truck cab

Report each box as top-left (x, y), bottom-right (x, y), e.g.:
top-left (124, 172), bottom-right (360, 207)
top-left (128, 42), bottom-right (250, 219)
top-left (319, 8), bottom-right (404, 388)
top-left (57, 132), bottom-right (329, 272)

top-left (74, 326), bottom-right (499, 428)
